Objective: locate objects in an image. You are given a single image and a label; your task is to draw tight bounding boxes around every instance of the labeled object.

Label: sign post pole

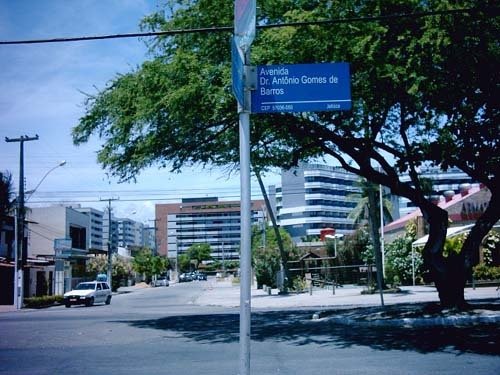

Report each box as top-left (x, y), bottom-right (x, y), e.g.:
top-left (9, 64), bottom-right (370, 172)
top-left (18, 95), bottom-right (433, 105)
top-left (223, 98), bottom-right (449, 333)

top-left (234, 2), bottom-right (255, 374)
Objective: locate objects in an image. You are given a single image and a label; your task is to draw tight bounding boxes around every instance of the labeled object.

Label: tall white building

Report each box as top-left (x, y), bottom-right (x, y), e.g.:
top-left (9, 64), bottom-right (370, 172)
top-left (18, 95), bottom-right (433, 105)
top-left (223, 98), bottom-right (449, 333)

top-left (156, 197), bottom-right (265, 261)
top-left (272, 163), bottom-right (361, 242)
top-left (117, 218), bottom-right (144, 249)
top-left (75, 207), bottom-right (105, 252)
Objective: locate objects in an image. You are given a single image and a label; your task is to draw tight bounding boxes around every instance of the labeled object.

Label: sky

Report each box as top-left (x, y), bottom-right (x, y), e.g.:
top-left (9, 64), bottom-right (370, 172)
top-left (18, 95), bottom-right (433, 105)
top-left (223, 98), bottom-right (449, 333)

top-left (0, 0), bottom-right (281, 224)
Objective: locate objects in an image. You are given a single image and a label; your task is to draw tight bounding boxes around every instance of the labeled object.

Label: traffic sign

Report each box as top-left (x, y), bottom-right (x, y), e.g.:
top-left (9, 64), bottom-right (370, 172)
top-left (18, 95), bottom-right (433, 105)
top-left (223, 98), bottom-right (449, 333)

top-left (251, 63), bottom-right (351, 113)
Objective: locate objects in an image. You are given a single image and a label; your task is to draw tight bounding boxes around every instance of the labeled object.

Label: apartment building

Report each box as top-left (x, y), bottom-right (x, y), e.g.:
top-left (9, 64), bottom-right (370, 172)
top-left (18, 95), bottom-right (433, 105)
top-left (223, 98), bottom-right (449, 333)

top-left (117, 218), bottom-right (144, 249)
top-left (271, 163), bottom-right (362, 242)
top-left (155, 197), bottom-right (265, 261)
top-left (75, 207), bottom-right (105, 252)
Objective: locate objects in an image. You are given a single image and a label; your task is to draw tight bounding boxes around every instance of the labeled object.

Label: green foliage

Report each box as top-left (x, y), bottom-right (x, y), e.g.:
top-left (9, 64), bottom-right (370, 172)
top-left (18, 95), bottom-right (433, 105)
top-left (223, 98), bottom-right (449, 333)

top-left (443, 235), bottom-right (466, 258)
top-left (473, 264), bottom-right (500, 281)
top-left (348, 179), bottom-right (393, 227)
top-left (24, 295), bottom-right (64, 308)
top-left (71, 0), bottom-right (499, 304)
top-left (205, 259), bottom-right (239, 272)
top-left (87, 254), bottom-right (133, 277)
top-left (87, 254), bottom-right (134, 291)
top-left (361, 244), bottom-right (375, 265)
top-left (177, 254), bottom-right (191, 273)
top-left (132, 248), bottom-right (169, 281)
top-left (339, 227), bottom-right (371, 265)
top-left (481, 231), bottom-right (500, 266)
top-left (186, 243), bottom-right (212, 268)
top-left (72, 0), bottom-right (498, 187)
top-left (251, 225), bottom-right (300, 288)
top-left (291, 276), bottom-right (308, 292)
top-left (385, 220), bottom-right (423, 285)
top-left (0, 171), bottom-right (15, 217)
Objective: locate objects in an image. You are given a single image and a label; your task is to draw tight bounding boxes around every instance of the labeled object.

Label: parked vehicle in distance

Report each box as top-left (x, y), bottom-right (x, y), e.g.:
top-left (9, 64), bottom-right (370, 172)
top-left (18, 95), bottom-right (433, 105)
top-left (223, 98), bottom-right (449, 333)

top-left (196, 272), bottom-right (207, 281)
top-left (152, 276), bottom-right (169, 287)
top-left (179, 273), bottom-right (193, 282)
top-left (63, 281), bottom-right (112, 307)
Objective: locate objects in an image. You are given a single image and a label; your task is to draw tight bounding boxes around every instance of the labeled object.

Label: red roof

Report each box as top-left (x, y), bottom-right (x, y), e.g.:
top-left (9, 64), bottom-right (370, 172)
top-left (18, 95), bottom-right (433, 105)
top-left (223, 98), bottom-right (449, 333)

top-left (384, 185), bottom-right (484, 233)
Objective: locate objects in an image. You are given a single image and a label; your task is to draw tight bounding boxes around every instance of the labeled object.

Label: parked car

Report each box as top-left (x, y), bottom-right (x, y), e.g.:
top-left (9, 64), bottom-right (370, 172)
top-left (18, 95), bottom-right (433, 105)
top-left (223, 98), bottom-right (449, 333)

top-left (179, 273), bottom-right (193, 282)
top-left (152, 276), bottom-right (169, 287)
top-left (63, 281), bottom-right (112, 307)
top-left (196, 272), bottom-right (207, 281)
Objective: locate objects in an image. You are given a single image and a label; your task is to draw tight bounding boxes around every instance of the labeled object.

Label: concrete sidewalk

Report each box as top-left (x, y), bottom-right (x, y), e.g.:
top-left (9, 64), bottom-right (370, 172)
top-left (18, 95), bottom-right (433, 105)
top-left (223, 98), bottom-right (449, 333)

top-left (195, 280), bottom-right (500, 327)
top-left (195, 280), bottom-right (500, 309)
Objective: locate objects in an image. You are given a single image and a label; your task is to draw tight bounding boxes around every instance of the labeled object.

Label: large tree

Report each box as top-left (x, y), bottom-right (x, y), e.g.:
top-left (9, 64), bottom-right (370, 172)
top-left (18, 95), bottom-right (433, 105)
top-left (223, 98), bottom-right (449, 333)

top-left (186, 243), bottom-right (212, 268)
top-left (72, 0), bottom-right (499, 308)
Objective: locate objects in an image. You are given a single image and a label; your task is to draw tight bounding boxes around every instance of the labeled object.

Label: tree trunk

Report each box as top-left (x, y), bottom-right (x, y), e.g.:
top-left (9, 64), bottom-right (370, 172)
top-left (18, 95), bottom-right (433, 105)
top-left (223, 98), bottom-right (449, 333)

top-left (254, 169), bottom-right (290, 293)
top-left (462, 191), bottom-right (500, 278)
top-left (420, 203), bottom-right (467, 308)
top-left (367, 186), bottom-right (384, 306)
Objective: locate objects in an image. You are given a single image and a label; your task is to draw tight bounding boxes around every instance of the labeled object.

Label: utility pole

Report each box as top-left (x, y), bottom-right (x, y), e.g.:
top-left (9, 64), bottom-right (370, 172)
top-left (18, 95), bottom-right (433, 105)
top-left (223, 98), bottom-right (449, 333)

top-left (100, 197), bottom-right (119, 287)
top-left (5, 134), bottom-right (39, 309)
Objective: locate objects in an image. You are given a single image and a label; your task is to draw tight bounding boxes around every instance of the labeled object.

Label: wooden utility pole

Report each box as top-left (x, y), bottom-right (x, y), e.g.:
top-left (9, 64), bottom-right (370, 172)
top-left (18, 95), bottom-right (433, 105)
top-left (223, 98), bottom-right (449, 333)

top-left (5, 134), bottom-right (39, 308)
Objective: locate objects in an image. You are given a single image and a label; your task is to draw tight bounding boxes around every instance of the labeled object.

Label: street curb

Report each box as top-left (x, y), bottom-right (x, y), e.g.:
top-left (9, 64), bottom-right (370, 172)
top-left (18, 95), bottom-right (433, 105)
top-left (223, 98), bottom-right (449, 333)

top-left (313, 314), bottom-right (500, 327)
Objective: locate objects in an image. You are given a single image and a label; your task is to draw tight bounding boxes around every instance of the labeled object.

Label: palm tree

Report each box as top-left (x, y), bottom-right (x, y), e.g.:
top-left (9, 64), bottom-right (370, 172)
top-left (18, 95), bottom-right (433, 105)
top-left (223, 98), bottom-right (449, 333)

top-left (1, 171), bottom-right (16, 261)
top-left (0, 171), bottom-right (15, 217)
top-left (348, 179), bottom-right (393, 227)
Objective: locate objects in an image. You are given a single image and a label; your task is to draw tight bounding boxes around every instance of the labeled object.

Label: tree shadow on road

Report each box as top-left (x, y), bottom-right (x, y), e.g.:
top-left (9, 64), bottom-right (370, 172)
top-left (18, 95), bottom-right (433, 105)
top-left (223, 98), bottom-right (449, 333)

top-left (117, 308), bottom-right (500, 356)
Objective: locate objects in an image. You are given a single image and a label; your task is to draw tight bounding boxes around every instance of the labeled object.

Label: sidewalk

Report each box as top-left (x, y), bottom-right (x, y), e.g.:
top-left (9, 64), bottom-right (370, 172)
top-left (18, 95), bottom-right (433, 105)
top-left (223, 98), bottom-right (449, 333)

top-left (195, 280), bottom-right (500, 327)
top-left (196, 280), bottom-right (500, 309)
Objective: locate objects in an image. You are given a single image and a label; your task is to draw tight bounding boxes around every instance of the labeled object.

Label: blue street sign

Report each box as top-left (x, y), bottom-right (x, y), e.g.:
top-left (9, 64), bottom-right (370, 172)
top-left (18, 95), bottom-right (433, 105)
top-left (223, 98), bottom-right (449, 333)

top-left (251, 63), bottom-right (351, 113)
top-left (231, 37), bottom-right (245, 107)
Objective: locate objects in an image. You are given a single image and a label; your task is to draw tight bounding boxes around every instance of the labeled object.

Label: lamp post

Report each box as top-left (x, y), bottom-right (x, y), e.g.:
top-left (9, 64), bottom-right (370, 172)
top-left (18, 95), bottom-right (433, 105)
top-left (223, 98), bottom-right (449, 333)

top-left (101, 197), bottom-right (119, 287)
top-left (25, 161), bottom-right (66, 200)
top-left (379, 184), bottom-right (385, 278)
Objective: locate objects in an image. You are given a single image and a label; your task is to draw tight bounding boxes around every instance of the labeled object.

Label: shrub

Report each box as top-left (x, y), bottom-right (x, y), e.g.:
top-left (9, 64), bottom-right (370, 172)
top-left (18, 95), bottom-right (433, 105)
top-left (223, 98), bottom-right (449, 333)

top-left (473, 264), bottom-right (500, 281)
top-left (385, 236), bottom-right (423, 285)
top-left (24, 295), bottom-right (64, 308)
top-left (291, 276), bottom-right (308, 292)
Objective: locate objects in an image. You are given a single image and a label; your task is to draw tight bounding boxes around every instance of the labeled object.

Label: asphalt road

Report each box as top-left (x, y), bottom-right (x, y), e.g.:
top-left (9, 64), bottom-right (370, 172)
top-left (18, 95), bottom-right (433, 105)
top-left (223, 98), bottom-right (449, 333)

top-left (0, 281), bottom-right (499, 375)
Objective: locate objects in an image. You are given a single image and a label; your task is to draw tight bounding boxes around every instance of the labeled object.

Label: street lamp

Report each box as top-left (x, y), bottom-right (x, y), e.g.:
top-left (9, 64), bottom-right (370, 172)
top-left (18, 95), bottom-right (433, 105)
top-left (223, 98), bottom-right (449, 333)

top-left (14, 160), bottom-right (66, 309)
top-left (325, 233), bottom-right (344, 257)
top-left (25, 160), bottom-right (66, 201)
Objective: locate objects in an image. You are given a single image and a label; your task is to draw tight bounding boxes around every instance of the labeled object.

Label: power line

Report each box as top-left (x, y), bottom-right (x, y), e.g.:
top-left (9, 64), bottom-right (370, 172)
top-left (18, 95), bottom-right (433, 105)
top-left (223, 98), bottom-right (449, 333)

top-left (0, 7), bottom-right (490, 46)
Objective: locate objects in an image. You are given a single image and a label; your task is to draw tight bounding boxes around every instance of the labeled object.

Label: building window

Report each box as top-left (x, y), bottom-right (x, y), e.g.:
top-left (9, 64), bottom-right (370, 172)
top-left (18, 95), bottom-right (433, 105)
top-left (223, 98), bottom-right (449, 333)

top-left (70, 226), bottom-right (86, 250)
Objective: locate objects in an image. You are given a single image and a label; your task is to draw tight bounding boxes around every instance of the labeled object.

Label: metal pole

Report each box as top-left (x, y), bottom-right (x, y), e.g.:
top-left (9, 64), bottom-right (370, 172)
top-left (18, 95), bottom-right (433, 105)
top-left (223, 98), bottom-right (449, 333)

top-left (100, 197), bottom-right (119, 286)
top-left (379, 184), bottom-right (385, 278)
top-left (13, 207), bottom-right (19, 308)
top-left (412, 245), bottom-right (415, 286)
top-left (239, 108), bottom-right (251, 375)
top-left (234, 1), bottom-right (256, 371)
top-left (107, 202), bottom-right (112, 286)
